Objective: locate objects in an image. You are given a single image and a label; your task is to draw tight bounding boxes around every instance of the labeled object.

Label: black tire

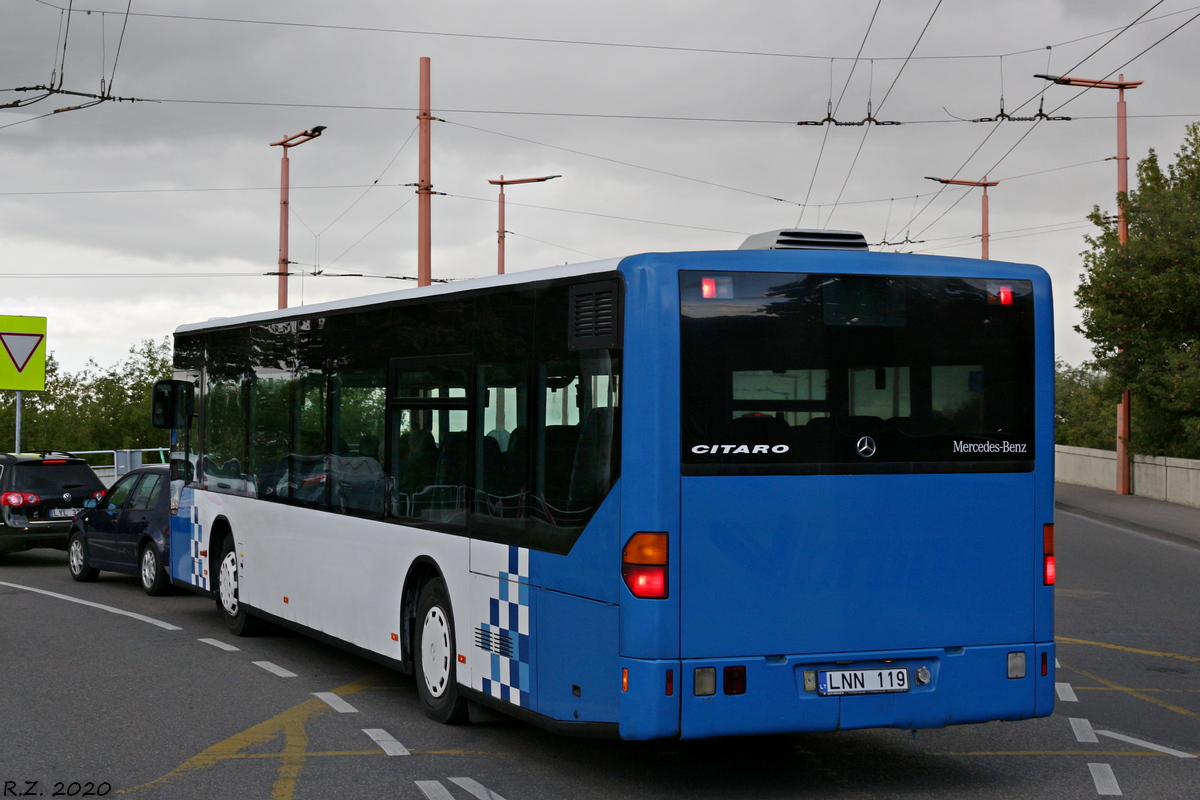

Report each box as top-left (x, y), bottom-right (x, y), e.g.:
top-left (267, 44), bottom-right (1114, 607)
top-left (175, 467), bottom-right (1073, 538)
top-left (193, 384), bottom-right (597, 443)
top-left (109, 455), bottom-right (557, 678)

top-left (414, 578), bottom-right (469, 724)
top-left (139, 543), bottom-right (171, 596)
top-left (216, 538), bottom-right (267, 636)
top-left (67, 532), bottom-right (99, 582)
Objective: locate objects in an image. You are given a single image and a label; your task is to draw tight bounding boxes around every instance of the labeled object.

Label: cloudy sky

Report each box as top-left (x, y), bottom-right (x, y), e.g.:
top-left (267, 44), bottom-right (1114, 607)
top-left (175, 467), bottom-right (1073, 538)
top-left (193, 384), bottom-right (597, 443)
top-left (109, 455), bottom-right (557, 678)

top-left (2, 0), bottom-right (1199, 376)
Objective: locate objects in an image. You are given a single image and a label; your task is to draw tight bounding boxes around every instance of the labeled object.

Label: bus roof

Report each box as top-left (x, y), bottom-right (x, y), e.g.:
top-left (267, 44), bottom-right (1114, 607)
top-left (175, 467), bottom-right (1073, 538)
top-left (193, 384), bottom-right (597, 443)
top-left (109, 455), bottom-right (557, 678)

top-left (174, 257), bottom-right (624, 335)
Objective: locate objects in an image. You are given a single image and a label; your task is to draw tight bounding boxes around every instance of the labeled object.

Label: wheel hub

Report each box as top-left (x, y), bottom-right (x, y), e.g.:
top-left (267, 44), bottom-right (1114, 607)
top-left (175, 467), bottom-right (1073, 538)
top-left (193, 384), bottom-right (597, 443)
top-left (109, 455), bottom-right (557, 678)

top-left (421, 606), bottom-right (452, 698)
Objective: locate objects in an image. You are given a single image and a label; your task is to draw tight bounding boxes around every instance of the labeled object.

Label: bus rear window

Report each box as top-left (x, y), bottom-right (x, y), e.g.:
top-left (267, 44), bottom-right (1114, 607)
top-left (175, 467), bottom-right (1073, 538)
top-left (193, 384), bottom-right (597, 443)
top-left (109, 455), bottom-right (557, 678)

top-left (680, 271), bottom-right (1036, 475)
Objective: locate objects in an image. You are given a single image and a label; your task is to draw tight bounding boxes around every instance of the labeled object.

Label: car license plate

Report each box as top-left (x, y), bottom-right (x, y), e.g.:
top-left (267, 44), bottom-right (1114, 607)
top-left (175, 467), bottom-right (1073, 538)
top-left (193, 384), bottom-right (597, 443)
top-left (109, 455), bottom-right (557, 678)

top-left (818, 667), bottom-right (910, 696)
top-left (51, 508), bottom-right (80, 518)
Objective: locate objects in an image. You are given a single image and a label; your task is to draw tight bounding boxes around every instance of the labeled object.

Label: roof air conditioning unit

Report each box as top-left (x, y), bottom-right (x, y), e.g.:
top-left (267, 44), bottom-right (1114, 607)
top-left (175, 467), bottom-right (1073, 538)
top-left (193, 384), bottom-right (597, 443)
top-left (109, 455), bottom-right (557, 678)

top-left (738, 229), bottom-right (868, 251)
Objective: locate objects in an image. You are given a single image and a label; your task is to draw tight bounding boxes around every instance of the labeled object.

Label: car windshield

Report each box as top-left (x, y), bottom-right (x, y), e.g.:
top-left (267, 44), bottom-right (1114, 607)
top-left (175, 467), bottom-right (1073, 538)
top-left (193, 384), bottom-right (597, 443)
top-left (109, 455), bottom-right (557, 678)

top-left (12, 463), bottom-right (104, 494)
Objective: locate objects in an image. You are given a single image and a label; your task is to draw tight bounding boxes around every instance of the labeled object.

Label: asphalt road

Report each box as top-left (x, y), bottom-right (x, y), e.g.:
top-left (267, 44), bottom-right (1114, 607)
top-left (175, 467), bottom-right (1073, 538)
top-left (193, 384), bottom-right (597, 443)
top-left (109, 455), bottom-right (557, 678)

top-left (1, 504), bottom-right (1198, 800)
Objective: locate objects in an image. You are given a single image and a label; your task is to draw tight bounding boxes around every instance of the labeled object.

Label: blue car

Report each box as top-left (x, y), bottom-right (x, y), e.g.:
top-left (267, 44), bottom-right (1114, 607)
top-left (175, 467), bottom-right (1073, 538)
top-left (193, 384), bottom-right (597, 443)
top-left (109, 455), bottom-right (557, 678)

top-left (68, 465), bottom-right (172, 595)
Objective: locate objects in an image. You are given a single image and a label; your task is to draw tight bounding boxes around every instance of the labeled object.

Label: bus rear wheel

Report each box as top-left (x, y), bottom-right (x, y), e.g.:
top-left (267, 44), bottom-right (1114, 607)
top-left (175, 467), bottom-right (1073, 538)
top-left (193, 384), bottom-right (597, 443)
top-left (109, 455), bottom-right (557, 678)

top-left (217, 539), bottom-right (267, 636)
top-left (414, 578), bottom-right (469, 724)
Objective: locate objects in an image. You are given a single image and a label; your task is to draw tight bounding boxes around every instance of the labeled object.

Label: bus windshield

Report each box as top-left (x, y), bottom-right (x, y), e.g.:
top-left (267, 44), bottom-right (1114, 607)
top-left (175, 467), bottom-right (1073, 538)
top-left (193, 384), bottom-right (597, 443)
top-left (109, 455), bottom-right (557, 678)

top-left (680, 270), bottom-right (1036, 474)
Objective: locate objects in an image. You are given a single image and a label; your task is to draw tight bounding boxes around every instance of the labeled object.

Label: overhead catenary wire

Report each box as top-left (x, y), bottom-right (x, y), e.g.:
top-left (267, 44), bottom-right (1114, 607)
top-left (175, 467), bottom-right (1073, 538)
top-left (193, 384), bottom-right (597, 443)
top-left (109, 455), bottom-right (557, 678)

top-left (826, 0), bottom-right (944, 225)
top-left (28, 0), bottom-right (1200, 64)
top-left (797, 0), bottom-right (883, 227)
top-left (891, 0), bottom-right (1174, 241)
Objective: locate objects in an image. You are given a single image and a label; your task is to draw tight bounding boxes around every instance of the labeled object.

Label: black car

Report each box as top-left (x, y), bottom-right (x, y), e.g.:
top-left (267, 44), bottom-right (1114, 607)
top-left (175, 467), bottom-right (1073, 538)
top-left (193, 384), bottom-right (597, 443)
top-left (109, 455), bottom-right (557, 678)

top-left (0, 452), bottom-right (106, 554)
top-left (68, 465), bottom-right (172, 595)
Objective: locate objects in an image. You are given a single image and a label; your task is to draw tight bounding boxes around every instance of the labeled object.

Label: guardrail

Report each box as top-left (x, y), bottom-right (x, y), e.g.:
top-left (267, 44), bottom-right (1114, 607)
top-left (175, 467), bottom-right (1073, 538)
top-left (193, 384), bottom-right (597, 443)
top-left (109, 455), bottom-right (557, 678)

top-left (1056, 444), bottom-right (1200, 510)
top-left (70, 448), bottom-right (170, 484)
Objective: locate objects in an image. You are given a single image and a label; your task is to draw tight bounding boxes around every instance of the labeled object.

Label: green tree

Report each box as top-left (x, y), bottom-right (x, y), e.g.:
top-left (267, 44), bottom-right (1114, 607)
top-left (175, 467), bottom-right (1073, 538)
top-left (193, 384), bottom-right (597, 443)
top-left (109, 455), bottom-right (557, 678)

top-left (0, 338), bottom-right (172, 454)
top-left (1054, 358), bottom-right (1116, 449)
top-left (1076, 122), bottom-right (1200, 458)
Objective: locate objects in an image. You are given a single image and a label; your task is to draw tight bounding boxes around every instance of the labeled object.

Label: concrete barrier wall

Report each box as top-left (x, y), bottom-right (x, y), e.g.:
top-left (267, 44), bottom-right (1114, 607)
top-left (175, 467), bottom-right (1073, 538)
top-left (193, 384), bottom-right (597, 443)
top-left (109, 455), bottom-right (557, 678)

top-left (1055, 444), bottom-right (1200, 510)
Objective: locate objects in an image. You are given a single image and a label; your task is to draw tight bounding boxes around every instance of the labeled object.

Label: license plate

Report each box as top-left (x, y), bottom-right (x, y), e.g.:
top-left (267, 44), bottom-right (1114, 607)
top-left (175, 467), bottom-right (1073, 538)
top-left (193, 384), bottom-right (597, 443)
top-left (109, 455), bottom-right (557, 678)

top-left (818, 667), bottom-right (910, 696)
top-left (51, 508), bottom-right (80, 518)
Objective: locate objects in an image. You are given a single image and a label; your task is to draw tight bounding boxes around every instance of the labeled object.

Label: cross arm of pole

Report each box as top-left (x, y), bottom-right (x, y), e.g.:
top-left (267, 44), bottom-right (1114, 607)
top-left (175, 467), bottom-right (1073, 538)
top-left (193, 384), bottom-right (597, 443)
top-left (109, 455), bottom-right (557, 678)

top-left (925, 176), bottom-right (999, 187)
top-left (271, 126), bottom-right (327, 148)
top-left (489, 175), bottom-right (562, 186)
top-left (1034, 74), bottom-right (1142, 90)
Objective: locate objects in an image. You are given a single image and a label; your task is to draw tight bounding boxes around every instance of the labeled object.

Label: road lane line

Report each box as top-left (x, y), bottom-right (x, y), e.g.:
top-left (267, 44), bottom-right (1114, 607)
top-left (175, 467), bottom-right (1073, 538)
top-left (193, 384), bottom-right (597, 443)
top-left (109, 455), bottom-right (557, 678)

top-left (253, 660), bottom-right (298, 678)
top-left (1071, 717), bottom-right (1099, 743)
top-left (416, 781), bottom-right (456, 800)
top-left (314, 692), bottom-right (357, 712)
top-left (362, 728), bottom-right (409, 756)
top-left (0, 580), bottom-right (182, 630)
top-left (1069, 665), bottom-right (1200, 719)
top-left (1057, 682), bottom-right (1079, 701)
top-left (1058, 636), bottom-right (1200, 663)
top-left (450, 777), bottom-right (508, 800)
top-left (1095, 730), bottom-right (1197, 758)
top-left (198, 637), bottom-right (240, 651)
top-left (1088, 763), bottom-right (1122, 795)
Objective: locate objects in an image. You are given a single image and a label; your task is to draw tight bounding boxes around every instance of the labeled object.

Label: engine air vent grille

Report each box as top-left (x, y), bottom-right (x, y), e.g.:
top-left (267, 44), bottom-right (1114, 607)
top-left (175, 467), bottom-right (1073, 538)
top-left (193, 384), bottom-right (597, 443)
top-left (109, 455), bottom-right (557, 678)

top-left (569, 279), bottom-right (622, 351)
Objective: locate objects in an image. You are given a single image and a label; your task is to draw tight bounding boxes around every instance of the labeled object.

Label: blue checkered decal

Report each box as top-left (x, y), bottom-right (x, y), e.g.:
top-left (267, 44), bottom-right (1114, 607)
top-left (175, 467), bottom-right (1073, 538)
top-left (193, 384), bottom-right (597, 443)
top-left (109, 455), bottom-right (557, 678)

top-left (478, 546), bottom-right (531, 708)
top-left (187, 503), bottom-right (208, 591)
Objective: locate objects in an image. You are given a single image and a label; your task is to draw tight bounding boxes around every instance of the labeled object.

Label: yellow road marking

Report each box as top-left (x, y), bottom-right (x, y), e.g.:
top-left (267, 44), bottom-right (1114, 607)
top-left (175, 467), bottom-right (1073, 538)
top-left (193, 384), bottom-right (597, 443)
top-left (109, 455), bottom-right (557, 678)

top-left (932, 751), bottom-right (1175, 757)
top-left (121, 673), bottom-right (379, 797)
top-left (1075, 687), bottom-right (1200, 694)
top-left (1057, 637), bottom-right (1200, 663)
top-left (193, 749), bottom-right (505, 760)
top-left (1066, 664), bottom-right (1200, 720)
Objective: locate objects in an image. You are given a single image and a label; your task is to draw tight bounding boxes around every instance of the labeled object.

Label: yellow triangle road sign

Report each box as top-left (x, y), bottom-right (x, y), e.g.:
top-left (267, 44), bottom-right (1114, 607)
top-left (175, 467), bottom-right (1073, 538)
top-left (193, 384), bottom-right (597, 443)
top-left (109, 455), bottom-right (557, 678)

top-left (0, 316), bottom-right (47, 391)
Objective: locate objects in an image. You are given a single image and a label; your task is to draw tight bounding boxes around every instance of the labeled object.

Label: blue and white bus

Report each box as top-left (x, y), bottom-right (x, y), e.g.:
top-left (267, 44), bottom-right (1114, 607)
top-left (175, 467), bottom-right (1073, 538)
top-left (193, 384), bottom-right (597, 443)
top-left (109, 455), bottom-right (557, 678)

top-left (153, 229), bottom-right (1055, 740)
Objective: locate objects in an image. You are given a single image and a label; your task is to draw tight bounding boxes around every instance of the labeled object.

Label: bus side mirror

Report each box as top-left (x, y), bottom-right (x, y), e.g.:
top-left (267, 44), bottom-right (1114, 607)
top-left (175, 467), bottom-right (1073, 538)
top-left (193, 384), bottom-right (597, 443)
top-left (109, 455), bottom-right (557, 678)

top-left (151, 380), bottom-right (195, 429)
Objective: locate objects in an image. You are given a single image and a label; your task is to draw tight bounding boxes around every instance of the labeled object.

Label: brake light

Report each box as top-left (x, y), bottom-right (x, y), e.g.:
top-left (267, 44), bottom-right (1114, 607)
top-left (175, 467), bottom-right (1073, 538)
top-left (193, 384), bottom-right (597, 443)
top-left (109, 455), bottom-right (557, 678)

top-left (622, 532), bottom-right (668, 599)
top-left (1043, 523), bottom-right (1055, 585)
top-left (999, 286), bottom-right (1013, 305)
top-left (42, 460), bottom-right (67, 464)
top-left (701, 278), bottom-right (717, 299)
top-left (2, 492), bottom-right (40, 506)
top-left (93, 490), bottom-right (106, 501)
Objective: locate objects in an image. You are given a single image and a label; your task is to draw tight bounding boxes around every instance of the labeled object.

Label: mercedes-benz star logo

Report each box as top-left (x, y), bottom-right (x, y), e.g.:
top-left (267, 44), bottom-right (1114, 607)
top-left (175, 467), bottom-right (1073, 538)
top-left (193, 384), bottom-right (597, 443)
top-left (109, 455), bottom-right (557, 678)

top-left (856, 436), bottom-right (877, 458)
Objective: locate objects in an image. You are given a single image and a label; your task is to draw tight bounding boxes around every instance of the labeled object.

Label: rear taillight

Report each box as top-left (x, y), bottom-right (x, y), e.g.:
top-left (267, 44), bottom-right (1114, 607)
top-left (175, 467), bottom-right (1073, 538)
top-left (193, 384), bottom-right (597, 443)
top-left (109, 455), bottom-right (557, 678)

top-left (93, 490), bottom-right (106, 502)
top-left (622, 532), bottom-right (668, 599)
top-left (1043, 523), bottom-right (1055, 585)
top-left (2, 492), bottom-right (40, 507)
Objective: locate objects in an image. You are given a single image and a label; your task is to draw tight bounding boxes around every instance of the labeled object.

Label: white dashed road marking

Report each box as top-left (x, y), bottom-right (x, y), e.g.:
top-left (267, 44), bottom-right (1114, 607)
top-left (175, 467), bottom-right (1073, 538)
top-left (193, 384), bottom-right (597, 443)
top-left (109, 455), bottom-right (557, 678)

top-left (362, 728), bottom-right (409, 755)
top-left (314, 692), bottom-right (357, 712)
top-left (416, 779), bottom-right (508, 800)
top-left (1088, 763), bottom-right (1122, 796)
top-left (416, 781), bottom-right (456, 800)
top-left (450, 777), bottom-right (508, 800)
top-left (1096, 730), bottom-right (1197, 758)
top-left (1070, 717), bottom-right (1099, 743)
top-left (0, 581), bottom-right (182, 630)
top-left (1056, 682), bottom-right (1079, 701)
top-left (252, 660), bottom-right (297, 678)
top-left (198, 637), bottom-right (240, 651)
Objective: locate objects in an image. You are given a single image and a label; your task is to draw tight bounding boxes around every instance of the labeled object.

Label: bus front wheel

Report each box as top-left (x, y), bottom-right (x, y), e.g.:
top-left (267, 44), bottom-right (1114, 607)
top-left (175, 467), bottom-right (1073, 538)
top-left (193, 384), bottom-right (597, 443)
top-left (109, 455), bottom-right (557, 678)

top-left (414, 578), bottom-right (469, 724)
top-left (217, 539), bottom-right (266, 636)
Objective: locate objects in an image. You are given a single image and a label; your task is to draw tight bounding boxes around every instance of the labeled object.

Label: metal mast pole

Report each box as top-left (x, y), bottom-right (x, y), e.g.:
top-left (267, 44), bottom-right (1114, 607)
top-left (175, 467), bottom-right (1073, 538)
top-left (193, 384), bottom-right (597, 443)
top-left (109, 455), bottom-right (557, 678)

top-left (1037, 73), bottom-right (1141, 495)
top-left (270, 126), bottom-right (325, 310)
top-left (924, 176), bottom-right (999, 260)
top-left (277, 147), bottom-right (290, 309)
top-left (417, 57), bottom-right (433, 287)
top-left (487, 174), bottom-right (561, 275)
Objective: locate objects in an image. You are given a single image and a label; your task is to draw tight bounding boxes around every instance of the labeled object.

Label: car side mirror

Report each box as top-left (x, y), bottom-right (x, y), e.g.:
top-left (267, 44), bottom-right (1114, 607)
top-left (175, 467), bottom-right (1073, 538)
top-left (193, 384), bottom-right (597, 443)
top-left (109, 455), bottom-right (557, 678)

top-left (83, 498), bottom-right (97, 509)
